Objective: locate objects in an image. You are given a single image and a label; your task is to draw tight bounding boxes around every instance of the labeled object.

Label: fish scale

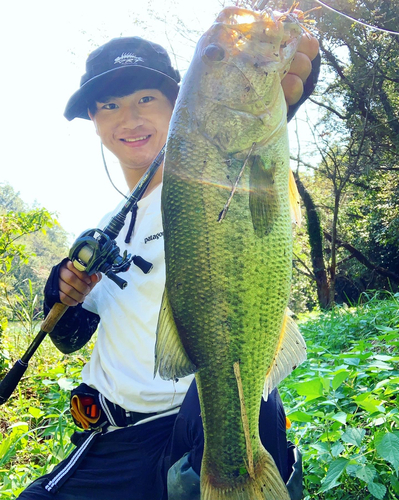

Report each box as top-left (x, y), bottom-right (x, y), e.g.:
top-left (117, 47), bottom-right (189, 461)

top-left (155, 6), bottom-right (307, 500)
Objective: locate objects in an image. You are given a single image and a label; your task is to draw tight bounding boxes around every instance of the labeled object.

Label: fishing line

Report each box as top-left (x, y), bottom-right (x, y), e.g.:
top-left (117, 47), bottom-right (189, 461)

top-left (218, 142), bottom-right (256, 222)
top-left (314, 0), bottom-right (399, 36)
top-left (101, 142), bottom-right (128, 199)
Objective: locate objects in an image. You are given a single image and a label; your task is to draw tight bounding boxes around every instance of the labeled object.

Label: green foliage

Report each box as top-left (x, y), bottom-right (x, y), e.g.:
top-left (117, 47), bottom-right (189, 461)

top-left (0, 324), bottom-right (95, 498)
top-left (0, 184), bottom-right (69, 374)
top-left (11, 223), bottom-right (69, 312)
top-left (0, 208), bottom-right (53, 268)
top-left (286, 0), bottom-right (399, 309)
top-left (1, 292), bottom-right (397, 497)
top-left (281, 291), bottom-right (399, 499)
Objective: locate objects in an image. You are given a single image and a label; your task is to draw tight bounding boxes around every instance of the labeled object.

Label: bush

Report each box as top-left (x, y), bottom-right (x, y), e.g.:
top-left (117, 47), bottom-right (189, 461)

top-left (281, 291), bottom-right (399, 499)
top-left (0, 329), bottom-right (94, 498)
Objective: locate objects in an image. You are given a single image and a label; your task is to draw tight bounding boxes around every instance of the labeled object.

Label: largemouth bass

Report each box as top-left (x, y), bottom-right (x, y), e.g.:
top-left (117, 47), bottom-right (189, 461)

top-left (156, 6), bottom-right (307, 500)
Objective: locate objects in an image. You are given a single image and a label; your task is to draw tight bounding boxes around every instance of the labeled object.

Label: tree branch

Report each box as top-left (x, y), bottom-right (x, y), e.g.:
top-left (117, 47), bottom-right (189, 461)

top-left (293, 253), bottom-right (316, 281)
top-left (323, 231), bottom-right (399, 283)
top-left (308, 97), bottom-right (347, 120)
top-left (289, 156), bottom-right (317, 171)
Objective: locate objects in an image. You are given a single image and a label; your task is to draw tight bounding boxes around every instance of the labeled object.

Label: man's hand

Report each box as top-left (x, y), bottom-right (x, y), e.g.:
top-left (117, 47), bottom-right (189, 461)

top-left (282, 34), bottom-right (320, 107)
top-left (59, 260), bottom-right (101, 306)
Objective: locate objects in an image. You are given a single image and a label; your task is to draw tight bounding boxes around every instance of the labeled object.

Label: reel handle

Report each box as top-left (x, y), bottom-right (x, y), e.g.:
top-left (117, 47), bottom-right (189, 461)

top-left (104, 270), bottom-right (128, 289)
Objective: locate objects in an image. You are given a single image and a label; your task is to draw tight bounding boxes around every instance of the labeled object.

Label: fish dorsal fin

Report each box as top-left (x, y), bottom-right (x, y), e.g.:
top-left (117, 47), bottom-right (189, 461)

top-left (263, 309), bottom-right (307, 400)
top-left (249, 156), bottom-right (280, 237)
top-left (289, 169), bottom-right (302, 227)
top-left (154, 289), bottom-right (197, 381)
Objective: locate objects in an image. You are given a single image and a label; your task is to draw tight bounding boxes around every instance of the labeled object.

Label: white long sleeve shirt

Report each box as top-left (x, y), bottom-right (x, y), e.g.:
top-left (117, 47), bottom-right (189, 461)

top-left (82, 184), bottom-right (194, 418)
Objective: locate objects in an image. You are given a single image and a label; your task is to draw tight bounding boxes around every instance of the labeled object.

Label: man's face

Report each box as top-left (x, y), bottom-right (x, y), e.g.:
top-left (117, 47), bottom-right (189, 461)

top-left (89, 88), bottom-right (174, 174)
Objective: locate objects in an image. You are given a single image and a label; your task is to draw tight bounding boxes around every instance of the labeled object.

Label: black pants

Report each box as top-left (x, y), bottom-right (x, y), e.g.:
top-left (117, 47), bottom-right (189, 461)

top-left (18, 380), bottom-right (288, 500)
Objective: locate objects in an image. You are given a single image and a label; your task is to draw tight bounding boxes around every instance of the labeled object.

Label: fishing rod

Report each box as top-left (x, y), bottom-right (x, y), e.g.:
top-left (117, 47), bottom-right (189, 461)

top-left (0, 146), bottom-right (165, 405)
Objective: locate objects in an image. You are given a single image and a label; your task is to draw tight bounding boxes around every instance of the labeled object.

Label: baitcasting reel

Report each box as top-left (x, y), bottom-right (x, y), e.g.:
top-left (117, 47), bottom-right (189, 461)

top-left (69, 228), bottom-right (133, 289)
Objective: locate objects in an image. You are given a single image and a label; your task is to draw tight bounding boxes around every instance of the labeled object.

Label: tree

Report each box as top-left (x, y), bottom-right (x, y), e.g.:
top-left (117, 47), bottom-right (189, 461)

top-left (288, 0), bottom-right (399, 308)
top-left (0, 184), bottom-right (69, 331)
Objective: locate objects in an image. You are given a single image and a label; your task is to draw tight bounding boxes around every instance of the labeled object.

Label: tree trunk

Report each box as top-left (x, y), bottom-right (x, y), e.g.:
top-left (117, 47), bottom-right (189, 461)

top-left (329, 191), bottom-right (341, 307)
top-left (294, 173), bottom-right (331, 309)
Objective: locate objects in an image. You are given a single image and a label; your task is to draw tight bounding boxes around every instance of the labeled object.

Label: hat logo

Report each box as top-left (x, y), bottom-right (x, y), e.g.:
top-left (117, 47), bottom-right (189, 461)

top-left (114, 53), bottom-right (144, 65)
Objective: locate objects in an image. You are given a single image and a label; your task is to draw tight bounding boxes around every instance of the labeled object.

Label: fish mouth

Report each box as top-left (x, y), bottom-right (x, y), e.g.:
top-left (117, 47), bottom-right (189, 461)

top-left (214, 6), bottom-right (302, 31)
top-left (205, 6), bottom-right (302, 65)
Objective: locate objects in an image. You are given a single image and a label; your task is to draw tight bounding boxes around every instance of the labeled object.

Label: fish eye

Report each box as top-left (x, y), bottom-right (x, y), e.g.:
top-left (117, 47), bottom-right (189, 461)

top-left (203, 44), bottom-right (225, 62)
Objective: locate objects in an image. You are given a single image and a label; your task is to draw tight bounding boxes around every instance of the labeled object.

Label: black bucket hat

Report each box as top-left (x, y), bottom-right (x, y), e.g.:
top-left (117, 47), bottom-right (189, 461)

top-left (64, 37), bottom-right (181, 121)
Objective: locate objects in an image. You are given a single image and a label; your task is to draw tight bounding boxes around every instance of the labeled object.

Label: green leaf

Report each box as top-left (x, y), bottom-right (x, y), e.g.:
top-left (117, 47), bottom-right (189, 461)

top-left (367, 482), bottom-right (387, 500)
top-left (343, 357), bottom-right (360, 366)
top-left (306, 474), bottom-right (320, 485)
top-left (291, 378), bottom-right (324, 401)
top-left (375, 378), bottom-right (394, 390)
top-left (9, 422), bottom-right (29, 431)
top-left (320, 377), bottom-right (330, 392)
top-left (332, 370), bottom-right (349, 391)
top-left (0, 436), bottom-right (13, 458)
top-left (390, 475), bottom-right (399, 495)
top-left (42, 365), bottom-right (65, 377)
top-left (374, 354), bottom-right (394, 362)
top-left (375, 432), bottom-right (399, 470)
top-left (287, 410), bottom-right (313, 423)
top-left (356, 465), bottom-right (376, 483)
top-left (346, 463), bottom-right (359, 477)
top-left (311, 442), bottom-right (330, 454)
top-left (331, 442), bottom-right (345, 457)
top-left (319, 458), bottom-right (349, 493)
top-left (354, 393), bottom-right (384, 414)
top-left (376, 325), bottom-right (397, 333)
top-left (331, 412), bottom-right (347, 425)
top-left (341, 427), bottom-right (366, 447)
top-left (367, 360), bottom-right (393, 370)
top-left (28, 407), bottom-right (44, 419)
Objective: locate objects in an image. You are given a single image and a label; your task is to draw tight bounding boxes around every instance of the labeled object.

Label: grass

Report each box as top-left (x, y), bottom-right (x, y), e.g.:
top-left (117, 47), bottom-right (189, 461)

top-left (0, 328), bottom-right (95, 498)
top-left (0, 291), bottom-right (398, 498)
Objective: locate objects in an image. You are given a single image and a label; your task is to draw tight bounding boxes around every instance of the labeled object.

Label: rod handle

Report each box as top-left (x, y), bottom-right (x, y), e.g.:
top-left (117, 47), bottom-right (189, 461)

top-left (0, 302), bottom-right (69, 404)
top-left (40, 303), bottom-right (69, 333)
top-left (0, 359), bottom-right (28, 405)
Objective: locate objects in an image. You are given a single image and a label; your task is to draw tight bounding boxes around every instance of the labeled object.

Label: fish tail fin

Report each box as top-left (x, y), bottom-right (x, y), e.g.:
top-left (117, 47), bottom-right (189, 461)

top-left (201, 448), bottom-right (291, 500)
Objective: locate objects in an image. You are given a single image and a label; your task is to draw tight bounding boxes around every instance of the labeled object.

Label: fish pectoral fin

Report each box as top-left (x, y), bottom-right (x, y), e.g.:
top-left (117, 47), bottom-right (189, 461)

top-left (249, 156), bottom-right (279, 237)
top-left (289, 169), bottom-right (302, 227)
top-left (154, 289), bottom-right (197, 381)
top-left (263, 309), bottom-right (307, 400)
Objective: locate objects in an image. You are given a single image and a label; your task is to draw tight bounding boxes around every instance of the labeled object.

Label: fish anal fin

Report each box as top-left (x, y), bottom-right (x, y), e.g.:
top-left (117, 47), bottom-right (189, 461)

top-left (249, 157), bottom-right (280, 237)
top-left (201, 447), bottom-right (290, 500)
top-left (263, 309), bottom-right (307, 400)
top-left (289, 169), bottom-right (302, 227)
top-left (154, 289), bottom-right (197, 380)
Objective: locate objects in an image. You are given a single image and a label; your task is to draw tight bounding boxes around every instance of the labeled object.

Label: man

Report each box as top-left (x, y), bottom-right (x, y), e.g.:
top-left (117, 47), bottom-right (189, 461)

top-left (18, 29), bottom-right (319, 500)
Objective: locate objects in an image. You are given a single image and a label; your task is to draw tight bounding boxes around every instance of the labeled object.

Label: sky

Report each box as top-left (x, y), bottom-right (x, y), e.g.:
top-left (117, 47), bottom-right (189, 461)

top-left (1, 0), bottom-right (318, 241)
